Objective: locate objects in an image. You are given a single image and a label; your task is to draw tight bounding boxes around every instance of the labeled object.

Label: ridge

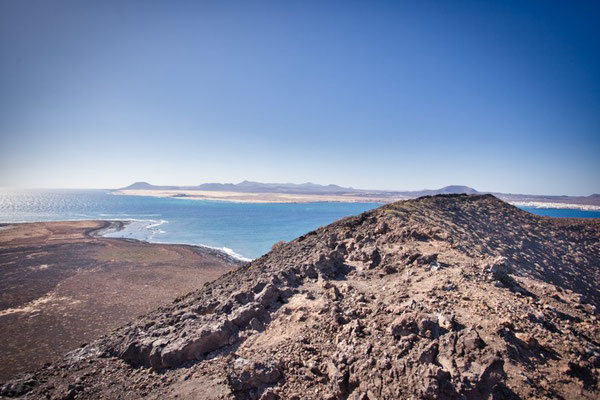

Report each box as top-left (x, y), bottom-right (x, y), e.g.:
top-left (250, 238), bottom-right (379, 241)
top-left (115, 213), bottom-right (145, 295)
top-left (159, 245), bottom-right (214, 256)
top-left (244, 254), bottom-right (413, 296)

top-left (2, 194), bottom-right (599, 399)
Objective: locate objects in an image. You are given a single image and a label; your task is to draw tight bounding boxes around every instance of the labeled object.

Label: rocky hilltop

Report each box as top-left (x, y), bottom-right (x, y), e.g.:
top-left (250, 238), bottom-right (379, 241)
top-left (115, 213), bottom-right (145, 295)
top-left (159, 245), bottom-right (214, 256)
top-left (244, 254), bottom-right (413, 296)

top-left (2, 195), bottom-right (599, 399)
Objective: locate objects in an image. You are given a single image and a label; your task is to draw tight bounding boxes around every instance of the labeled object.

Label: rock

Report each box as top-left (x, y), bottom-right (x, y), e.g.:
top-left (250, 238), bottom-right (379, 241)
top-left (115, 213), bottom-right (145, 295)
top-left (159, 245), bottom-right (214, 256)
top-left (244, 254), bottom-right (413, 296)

top-left (417, 366), bottom-right (453, 399)
top-left (180, 312), bottom-right (197, 321)
top-left (430, 261), bottom-right (442, 272)
top-left (0, 379), bottom-right (36, 397)
top-left (233, 290), bottom-right (254, 305)
top-left (437, 314), bottom-right (454, 330)
top-left (321, 282), bottom-right (342, 301)
top-left (118, 338), bottom-right (153, 368)
top-left (160, 320), bottom-right (238, 368)
top-left (256, 284), bottom-right (282, 307)
top-left (389, 313), bottom-right (419, 337)
top-left (230, 302), bottom-right (265, 328)
top-left (229, 358), bottom-right (281, 391)
top-left (382, 264), bottom-right (398, 275)
top-left (414, 253), bottom-right (438, 267)
top-left (498, 318), bottom-right (514, 330)
top-left (464, 356), bottom-right (506, 397)
top-left (260, 388), bottom-right (280, 400)
top-left (250, 317), bottom-right (265, 331)
top-left (254, 361), bottom-right (281, 384)
top-left (327, 361), bottom-right (349, 395)
top-left (369, 248), bottom-right (382, 269)
top-left (514, 332), bottom-right (538, 349)
top-left (486, 256), bottom-right (514, 287)
top-left (375, 221), bottom-right (389, 234)
top-left (453, 328), bottom-right (486, 356)
top-left (357, 245), bottom-right (381, 269)
top-left (6, 194), bottom-right (600, 400)
top-left (418, 315), bottom-right (440, 339)
top-left (419, 342), bottom-right (439, 364)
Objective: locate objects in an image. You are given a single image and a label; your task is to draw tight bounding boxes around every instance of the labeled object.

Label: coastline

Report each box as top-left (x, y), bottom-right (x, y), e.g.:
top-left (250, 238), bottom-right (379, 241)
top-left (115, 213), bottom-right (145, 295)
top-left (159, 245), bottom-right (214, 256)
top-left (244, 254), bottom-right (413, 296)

top-left (1, 219), bottom-right (249, 263)
top-left (510, 201), bottom-right (600, 211)
top-left (113, 188), bottom-right (397, 204)
top-left (114, 188), bottom-right (600, 211)
top-left (101, 219), bottom-right (253, 262)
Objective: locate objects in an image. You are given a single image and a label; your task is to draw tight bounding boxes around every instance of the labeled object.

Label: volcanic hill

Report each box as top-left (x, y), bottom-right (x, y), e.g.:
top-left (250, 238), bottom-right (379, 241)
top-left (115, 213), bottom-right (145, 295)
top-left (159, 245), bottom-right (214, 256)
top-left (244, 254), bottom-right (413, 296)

top-left (2, 194), bottom-right (599, 399)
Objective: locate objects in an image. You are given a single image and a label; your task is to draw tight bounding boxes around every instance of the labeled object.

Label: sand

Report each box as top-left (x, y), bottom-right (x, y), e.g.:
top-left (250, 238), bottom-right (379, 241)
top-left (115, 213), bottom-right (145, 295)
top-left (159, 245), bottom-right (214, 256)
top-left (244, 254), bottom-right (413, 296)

top-left (115, 189), bottom-right (405, 203)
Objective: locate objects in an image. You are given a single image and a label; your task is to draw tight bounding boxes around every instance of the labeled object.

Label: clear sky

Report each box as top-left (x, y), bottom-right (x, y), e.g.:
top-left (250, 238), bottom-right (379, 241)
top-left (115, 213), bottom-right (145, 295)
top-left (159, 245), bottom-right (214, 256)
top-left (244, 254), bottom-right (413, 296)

top-left (0, 0), bottom-right (598, 195)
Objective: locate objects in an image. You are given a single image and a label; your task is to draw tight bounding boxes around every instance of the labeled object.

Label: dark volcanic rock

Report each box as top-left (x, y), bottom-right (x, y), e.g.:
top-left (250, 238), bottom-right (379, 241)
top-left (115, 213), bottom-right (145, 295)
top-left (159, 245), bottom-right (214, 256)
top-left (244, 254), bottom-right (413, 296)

top-left (2, 194), bottom-right (599, 399)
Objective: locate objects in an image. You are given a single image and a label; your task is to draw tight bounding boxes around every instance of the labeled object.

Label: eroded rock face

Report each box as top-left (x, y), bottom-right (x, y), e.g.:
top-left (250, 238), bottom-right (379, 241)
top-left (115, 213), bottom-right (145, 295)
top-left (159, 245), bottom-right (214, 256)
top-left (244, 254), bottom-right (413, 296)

top-left (228, 358), bottom-right (281, 391)
top-left (160, 320), bottom-right (238, 369)
top-left (3, 194), bottom-right (600, 399)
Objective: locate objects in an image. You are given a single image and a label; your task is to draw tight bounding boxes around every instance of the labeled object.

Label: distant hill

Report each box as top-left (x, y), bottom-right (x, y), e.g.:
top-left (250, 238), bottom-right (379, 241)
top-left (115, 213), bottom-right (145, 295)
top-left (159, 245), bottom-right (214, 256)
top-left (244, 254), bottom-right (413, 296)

top-left (396, 185), bottom-right (479, 197)
top-left (119, 182), bottom-right (475, 196)
top-left (207, 180), bottom-right (360, 194)
top-left (120, 181), bottom-right (361, 195)
top-left (118, 182), bottom-right (600, 207)
top-left (120, 182), bottom-right (179, 190)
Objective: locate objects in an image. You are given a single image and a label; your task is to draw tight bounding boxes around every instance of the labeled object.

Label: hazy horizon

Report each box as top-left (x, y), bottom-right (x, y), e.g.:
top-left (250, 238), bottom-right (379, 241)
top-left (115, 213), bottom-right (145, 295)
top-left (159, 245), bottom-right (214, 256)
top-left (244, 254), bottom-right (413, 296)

top-left (1, 1), bottom-right (599, 196)
top-left (1, 180), bottom-right (599, 197)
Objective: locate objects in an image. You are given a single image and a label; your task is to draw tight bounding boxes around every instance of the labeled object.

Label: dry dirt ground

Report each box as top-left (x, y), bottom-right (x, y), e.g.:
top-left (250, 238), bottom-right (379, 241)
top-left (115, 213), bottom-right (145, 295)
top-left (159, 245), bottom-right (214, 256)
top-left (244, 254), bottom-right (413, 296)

top-left (0, 221), bottom-right (241, 381)
top-left (1, 195), bottom-right (599, 399)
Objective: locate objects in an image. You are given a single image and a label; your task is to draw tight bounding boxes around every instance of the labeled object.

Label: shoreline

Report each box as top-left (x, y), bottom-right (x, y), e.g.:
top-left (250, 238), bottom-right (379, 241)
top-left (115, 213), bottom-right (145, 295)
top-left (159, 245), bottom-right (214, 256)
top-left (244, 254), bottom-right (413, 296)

top-left (114, 189), bottom-right (600, 211)
top-left (99, 219), bottom-right (253, 262)
top-left (511, 201), bottom-right (600, 211)
top-left (1, 220), bottom-right (251, 263)
top-left (1, 197), bottom-right (597, 270)
top-left (113, 189), bottom-right (396, 204)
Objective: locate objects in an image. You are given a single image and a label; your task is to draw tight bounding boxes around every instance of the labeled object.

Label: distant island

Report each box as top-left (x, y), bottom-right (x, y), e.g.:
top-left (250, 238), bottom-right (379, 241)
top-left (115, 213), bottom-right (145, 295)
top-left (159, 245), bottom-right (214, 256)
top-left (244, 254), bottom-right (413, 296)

top-left (115, 181), bottom-right (600, 210)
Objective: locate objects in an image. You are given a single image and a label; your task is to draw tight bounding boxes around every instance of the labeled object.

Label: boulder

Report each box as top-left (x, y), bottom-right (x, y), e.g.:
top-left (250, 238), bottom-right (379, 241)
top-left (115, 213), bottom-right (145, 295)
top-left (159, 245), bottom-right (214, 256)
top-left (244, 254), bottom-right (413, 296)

top-left (229, 358), bottom-right (281, 391)
top-left (160, 320), bottom-right (238, 368)
top-left (389, 312), bottom-right (419, 337)
top-left (230, 302), bottom-right (265, 328)
top-left (418, 315), bottom-right (440, 339)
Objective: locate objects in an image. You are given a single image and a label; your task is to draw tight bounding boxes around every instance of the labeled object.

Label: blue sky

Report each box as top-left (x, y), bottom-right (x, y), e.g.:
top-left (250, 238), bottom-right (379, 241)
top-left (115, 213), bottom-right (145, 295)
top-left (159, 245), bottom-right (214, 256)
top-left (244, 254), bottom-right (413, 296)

top-left (0, 0), bottom-right (598, 195)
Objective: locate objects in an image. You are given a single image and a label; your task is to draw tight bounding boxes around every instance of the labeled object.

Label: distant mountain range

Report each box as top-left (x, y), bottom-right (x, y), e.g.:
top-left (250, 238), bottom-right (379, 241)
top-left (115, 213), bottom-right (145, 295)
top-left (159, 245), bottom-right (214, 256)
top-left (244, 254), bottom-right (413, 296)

top-left (121, 181), bottom-right (361, 195)
top-left (119, 182), bottom-right (600, 207)
top-left (396, 185), bottom-right (480, 197)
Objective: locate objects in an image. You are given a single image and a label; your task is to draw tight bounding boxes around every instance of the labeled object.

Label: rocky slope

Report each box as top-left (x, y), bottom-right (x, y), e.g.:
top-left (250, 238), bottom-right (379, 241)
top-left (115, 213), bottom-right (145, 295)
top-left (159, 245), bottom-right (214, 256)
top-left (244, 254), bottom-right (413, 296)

top-left (2, 194), bottom-right (599, 399)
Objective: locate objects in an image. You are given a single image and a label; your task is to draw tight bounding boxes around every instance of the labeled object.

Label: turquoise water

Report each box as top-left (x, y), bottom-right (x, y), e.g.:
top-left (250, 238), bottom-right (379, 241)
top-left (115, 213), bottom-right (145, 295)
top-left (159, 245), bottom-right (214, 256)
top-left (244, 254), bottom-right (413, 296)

top-left (519, 206), bottom-right (600, 219)
top-left (0, 189), bottom-right (379, 260)
top-left (0, 189), bottom-right (597, 260)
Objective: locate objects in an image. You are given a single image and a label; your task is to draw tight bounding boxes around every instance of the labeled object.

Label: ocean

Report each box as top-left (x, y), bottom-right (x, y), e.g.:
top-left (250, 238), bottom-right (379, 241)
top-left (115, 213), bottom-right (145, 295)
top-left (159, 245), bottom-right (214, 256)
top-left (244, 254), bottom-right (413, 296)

top-left (0, 189), bottom-right (598, 260)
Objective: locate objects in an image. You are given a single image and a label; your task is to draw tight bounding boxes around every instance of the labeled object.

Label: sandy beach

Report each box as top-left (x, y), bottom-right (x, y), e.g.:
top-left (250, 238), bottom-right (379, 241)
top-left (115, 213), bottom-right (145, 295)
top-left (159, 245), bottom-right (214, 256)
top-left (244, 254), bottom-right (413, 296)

top-left (115, 189), bottom-right (406, 203)
top-left (510, 201), bottom-right (600, 211)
